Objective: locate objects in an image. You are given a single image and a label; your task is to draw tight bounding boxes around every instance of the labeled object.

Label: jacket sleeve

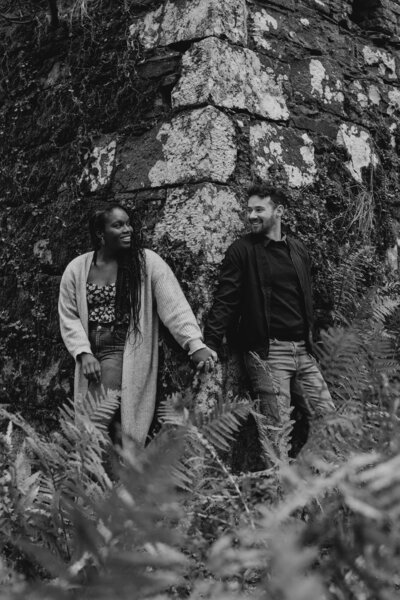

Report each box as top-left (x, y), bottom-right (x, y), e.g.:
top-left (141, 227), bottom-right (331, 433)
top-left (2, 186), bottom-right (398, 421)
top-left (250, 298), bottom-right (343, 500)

top-left (150, 251), bottom-right (205, 354)
top-left (58, 264), bottom-right (92, 360)
top-left (204, 245), bottom-right (243, 353)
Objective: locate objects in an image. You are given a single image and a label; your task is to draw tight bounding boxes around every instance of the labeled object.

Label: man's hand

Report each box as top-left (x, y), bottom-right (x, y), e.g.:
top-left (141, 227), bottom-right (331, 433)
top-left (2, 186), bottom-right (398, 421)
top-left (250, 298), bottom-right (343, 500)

top-left (77, 352), bottom-right (101, 382)
top-left (191, 347), bottom-right (218, 373)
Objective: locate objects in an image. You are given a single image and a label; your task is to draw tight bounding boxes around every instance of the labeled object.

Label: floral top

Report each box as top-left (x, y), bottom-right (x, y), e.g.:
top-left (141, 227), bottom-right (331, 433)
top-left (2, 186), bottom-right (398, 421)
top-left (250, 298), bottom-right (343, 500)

top-left (87, 282), bottom-right (117, 324)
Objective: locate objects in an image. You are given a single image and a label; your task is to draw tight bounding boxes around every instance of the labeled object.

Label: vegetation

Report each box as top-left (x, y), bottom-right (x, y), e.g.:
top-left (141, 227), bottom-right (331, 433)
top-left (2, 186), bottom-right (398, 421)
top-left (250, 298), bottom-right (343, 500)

top-left (2, 3), bottom-right (400, 598)
top-left (0, 0), bottom-right (161, 421)
top-left (1, 279), bottom-right (400, 598)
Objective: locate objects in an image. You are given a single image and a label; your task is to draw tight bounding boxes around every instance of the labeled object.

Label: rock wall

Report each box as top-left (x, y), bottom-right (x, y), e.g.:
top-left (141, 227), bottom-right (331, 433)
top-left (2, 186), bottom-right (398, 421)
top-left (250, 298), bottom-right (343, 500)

top-left (2, 0), bottom-right (400, 424)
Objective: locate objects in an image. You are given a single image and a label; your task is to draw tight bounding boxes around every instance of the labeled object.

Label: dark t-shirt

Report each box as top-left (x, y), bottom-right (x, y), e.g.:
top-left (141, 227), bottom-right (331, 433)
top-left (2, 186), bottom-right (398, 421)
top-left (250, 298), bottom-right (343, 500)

top-left (266, 240), bottom-right (307, 341)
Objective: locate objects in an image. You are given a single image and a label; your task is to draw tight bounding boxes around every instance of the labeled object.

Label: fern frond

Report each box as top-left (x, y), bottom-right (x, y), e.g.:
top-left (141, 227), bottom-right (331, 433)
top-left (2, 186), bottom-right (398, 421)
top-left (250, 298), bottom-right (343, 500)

top-left (201, 406), bottom-right (250, 452)
top-left (315, 327), bottom-right (367, 402)
top-left (370, 295), bottom-right (400, 325)
top-left (331, 246), bottom-right (375, 324)
top-left (72, 389), bottom-right (121, 432)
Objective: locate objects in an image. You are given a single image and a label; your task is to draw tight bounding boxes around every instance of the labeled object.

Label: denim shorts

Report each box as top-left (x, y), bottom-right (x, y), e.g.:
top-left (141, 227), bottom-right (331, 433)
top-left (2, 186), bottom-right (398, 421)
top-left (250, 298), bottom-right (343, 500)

top-left (88, 322), bottom-right (128, 444)
top-left (88, 322), bottom-right (128, 395)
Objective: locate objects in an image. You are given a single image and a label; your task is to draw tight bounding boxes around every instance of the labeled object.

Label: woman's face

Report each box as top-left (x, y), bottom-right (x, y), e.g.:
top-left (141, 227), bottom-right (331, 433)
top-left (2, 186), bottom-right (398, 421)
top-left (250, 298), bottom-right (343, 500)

top-left (101, 207), bottom-right (133, 252)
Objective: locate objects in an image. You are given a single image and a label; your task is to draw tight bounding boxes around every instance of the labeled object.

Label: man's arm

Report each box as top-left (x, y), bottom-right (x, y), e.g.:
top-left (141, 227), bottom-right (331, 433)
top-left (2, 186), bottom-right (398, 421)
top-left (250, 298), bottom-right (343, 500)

top-left (204, 245), bottom-right (243, 354)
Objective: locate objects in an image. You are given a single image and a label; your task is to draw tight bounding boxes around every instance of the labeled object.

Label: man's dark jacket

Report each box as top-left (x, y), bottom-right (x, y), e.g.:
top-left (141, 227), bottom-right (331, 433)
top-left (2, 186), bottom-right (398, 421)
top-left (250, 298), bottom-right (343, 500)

top-left (204, 233), bottom-right (314, 359)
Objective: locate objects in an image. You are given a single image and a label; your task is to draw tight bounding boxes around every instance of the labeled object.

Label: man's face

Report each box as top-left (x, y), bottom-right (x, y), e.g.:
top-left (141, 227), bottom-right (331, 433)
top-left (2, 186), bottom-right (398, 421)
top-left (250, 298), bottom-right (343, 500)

top-left (247, 195), bottom-right (282, 235)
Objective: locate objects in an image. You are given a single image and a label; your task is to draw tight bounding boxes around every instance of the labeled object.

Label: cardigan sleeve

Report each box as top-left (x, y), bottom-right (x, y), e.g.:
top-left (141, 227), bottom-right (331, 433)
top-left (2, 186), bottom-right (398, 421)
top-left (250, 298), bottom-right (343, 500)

top-left (148, 250), bottom-right (205, 354)
top-left (58, 262), bottom-right (92, 360)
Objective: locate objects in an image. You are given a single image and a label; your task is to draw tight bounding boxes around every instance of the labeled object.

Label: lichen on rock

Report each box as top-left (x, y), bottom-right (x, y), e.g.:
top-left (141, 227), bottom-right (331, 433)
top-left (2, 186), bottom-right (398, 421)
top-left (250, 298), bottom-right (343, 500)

top-left (249, 6), bottom-right (280, 52)
top-left (388, 87), bottom-right (400, 115)
top-left (362, 46), bottom-right (398, 80)
top-left (250, 123), bottom-right (317, 188)
top-left (80, 138), bottom-right (116, 192)
top-left (148, 107), bottom-right (237, 186)
top-left (309, 59), bottom-right (344, 105)
top-left (154, 183), bottom-right (244, 265)
top-left (33, 239), bottom-right (52, 265)
top-left (172, 37), bottom-right (289, 120)
top-left (129, 0), bottom-right (247, 49)
top-left (336, 124), bottom-right (379, 183)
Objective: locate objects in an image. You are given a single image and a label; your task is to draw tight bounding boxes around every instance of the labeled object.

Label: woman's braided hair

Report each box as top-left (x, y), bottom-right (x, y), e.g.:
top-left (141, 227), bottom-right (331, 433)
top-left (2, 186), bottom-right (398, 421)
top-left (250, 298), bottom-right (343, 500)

top-left (88, 205), bottom-right (145, 339)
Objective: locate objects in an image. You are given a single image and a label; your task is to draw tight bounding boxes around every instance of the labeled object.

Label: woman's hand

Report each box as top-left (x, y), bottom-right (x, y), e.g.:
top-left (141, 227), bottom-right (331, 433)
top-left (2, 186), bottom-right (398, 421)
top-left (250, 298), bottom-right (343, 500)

top-left (191, 347), bottom-right (218, 373)
top-left (78, 352), bottom-right (101, 382)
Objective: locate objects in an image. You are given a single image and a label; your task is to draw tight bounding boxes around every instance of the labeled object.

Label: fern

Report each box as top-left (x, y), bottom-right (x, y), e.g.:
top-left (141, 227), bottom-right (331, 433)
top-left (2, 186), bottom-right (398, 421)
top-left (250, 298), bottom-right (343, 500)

top-left (252, 406), bottom-right (293, 471)
top-left (2, 289), bottom-right (400, 599)
top-left (0, 389), bottom-right (120, 573)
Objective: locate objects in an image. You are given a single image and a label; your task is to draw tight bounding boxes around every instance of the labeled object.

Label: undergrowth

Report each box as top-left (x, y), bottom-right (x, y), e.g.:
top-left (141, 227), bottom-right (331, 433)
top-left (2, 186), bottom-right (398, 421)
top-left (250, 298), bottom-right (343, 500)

top-left (1, 285), bottom-right (400, 599)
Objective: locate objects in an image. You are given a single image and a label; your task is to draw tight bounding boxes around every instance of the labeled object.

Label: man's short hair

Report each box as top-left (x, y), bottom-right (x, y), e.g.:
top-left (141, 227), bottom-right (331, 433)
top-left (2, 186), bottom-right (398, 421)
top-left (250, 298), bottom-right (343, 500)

top-left (247, 183), bottom-right (288, 207)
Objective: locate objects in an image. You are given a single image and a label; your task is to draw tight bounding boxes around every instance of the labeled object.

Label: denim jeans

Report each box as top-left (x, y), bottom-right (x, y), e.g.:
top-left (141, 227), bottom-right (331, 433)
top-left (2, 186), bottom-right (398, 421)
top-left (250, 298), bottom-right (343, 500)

top-left (244, 339), bottom-right (335, 425)
top-left (88, 323), bottom-right (128, 443)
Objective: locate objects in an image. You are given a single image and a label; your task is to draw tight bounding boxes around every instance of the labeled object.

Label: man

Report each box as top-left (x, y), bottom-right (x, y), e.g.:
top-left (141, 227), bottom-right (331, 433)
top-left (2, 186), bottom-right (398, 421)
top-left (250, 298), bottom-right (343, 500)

top-left (204, 183), bottom-right (335, 460)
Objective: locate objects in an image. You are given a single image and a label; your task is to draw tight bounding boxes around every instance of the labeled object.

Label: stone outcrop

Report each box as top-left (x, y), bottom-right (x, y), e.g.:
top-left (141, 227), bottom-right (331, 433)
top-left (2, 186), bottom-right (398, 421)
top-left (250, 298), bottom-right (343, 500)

top-left (129, 0), bottom-right (248, 48)
top-left (250, 123), bottom-right (317, 188)
top-left (117, 0), bottom-right (400, 406)
top-left (172, 37), bottom-right (289, 120)
top-left (113, 106), bottom-right (237, 190)
top-left (3, 0), bottom-right (400, 421)
top-left (120, 0), bottom-right (400, 197)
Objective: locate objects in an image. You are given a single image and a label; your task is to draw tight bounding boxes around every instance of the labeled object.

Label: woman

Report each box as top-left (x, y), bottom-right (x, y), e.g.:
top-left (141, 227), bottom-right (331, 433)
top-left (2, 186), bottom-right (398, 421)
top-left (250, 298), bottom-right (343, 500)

top-left (58, 205), bottom-right (216, 446)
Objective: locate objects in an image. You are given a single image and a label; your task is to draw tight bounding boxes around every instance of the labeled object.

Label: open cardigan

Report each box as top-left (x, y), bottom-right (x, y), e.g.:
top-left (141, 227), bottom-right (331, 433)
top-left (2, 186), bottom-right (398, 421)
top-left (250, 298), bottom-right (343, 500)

top-left (58, 249), bottom-right (204, 446)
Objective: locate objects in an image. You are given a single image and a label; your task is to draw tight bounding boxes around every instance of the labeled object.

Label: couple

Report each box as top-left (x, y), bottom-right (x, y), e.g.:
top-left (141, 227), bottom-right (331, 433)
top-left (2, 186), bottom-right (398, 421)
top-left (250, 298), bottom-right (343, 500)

top-left (59, 183), bottom-right (334, 452)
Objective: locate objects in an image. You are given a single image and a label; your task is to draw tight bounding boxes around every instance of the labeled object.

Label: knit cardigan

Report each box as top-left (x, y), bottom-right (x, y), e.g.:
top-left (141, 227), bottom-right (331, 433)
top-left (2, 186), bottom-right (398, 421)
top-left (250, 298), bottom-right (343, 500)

top-left (58, 249), bottom-right (204, 446)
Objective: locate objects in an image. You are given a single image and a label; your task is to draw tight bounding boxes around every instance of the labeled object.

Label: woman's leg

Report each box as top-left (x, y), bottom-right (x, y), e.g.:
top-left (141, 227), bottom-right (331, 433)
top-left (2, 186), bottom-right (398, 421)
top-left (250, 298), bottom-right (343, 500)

top-left (88, 325), bottom-right (126, 444)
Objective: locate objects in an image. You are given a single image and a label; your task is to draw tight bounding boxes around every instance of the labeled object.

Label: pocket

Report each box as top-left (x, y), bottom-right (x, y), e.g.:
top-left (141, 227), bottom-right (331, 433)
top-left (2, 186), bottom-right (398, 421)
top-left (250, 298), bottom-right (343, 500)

top-left (113, 328), bottom-right (128, 345)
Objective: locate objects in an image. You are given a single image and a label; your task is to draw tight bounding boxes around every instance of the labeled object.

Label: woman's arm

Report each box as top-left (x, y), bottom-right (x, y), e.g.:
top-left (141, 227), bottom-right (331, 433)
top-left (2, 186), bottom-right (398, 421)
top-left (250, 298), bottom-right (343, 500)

top-left (149, 251), bottom-right (207, 354)
top-left (58, 264), bottom-right (93, 360)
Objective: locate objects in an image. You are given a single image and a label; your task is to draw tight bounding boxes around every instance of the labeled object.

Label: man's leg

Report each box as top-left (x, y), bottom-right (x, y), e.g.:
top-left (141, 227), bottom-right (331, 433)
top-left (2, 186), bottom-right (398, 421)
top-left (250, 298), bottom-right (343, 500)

top-left (291, 342), bottom-right (335, 457)
top-left (244, 340), bottom-right (297, 423)
top-left (244, 340), bottom-right (297, 463)
top-left (291, 341), bottom-right (335, 416)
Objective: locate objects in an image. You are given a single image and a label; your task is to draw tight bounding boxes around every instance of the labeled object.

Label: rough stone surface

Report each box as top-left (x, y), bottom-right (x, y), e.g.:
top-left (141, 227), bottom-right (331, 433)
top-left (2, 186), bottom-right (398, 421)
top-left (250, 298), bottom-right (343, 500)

top-left (348, 80), bottom-right (382, 110)
top-left (172, 37), bottom-right (289, 120)
top-left (80, 138), bottom-right (116, 192)
top-left (129, 0), bottom-right (247, 49)
top-left (249, 4), bottom-right (342, 58)
top-left (43, 62), bottom-right (71, 89)
top-left (362, 45), bottom-right (398, 80)
top-left (250, 123), bottom-right (317, 188)
top-left (336, 124), bottom-right (379, 183)
top-left (291, 59), bottom-right (344, 115)
top-left (33, 239), bottom-right (52, 265)
top-left (309, 59), bottom-right (344, 105)
top-left (154, 184), bottom-right (244, 266)
top-left (249, 5), bottom-right (285, 56)
top-left (387, 86), bottom-right (400, 114)
top-left (114, 107), bottom-right (236, 190)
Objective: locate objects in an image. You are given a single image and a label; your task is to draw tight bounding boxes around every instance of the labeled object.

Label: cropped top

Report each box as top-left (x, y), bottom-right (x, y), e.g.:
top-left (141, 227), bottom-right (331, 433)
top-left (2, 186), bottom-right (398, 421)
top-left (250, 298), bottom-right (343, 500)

top-left (86, 282), bottom-right (129, 324)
